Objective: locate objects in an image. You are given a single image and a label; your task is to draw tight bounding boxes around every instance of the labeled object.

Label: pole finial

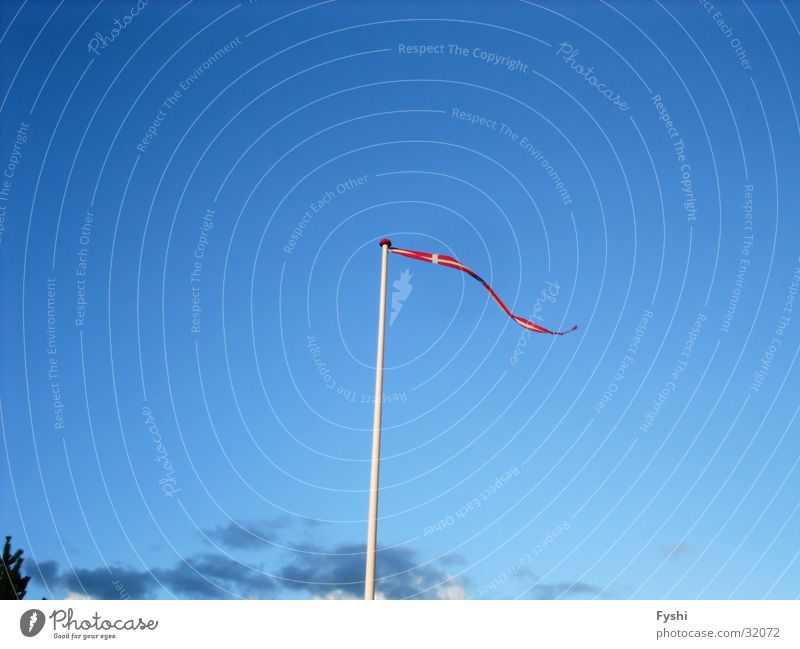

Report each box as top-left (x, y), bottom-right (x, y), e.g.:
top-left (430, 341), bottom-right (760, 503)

top-left (379, 238), bottom-right (392, 248)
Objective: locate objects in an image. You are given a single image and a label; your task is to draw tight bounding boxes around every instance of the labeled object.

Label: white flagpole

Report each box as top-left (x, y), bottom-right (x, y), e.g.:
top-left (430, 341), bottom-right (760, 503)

top-left (365, 238), bottom-right (391, 600)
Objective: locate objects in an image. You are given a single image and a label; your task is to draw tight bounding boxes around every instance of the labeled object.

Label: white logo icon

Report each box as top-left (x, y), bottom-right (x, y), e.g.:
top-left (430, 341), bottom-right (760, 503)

top-left (390, 269), bottom-right (413, 326)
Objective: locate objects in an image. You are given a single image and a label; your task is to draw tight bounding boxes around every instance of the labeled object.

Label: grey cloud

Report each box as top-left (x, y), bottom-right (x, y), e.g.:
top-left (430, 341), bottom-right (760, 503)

top-left (29, 542), bottom-right (465, 600)
top-left (154, 553), bottom-right (276, 598)
top-left (31, 553), bottom-right (276, 600)
top-left (279, 543), bottom-right (467, 599)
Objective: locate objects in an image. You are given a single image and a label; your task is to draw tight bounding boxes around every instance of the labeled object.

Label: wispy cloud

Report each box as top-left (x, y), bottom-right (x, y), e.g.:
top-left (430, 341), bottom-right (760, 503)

top-left (205, 517), bottom-right (292, 549)
top-left (528, 581), bottom-right (602, 600)
top-left (205, 516), bottom-right (328, 550)
top-left (663, 542), bottom-right (690, 559)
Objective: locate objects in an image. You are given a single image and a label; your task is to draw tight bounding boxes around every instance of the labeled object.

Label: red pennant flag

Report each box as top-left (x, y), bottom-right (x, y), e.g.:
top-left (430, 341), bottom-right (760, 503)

top-left (388, 246), bottom-right (577, 335)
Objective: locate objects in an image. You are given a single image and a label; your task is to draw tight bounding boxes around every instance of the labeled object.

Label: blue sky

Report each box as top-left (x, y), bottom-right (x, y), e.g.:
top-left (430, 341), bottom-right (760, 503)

top-left (1, 0), bottom-right (799, 600)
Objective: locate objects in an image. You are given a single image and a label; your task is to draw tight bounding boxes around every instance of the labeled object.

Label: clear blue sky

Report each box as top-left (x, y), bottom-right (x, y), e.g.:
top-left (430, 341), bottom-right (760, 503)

top-left (1, 0), bottom-right (799, 600)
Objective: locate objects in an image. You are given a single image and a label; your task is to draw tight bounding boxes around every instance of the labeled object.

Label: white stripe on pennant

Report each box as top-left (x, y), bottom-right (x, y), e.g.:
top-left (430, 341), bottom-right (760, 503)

top-left (431, 254), bottom-right (439, 264)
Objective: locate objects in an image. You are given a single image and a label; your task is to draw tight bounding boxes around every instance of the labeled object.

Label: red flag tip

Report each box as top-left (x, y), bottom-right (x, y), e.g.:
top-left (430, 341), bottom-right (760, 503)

top-left (379, 238), bottom-right (392, 248)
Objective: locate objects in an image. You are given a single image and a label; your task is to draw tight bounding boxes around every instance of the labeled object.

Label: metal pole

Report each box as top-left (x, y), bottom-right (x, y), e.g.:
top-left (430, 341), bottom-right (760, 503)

top-left (365, 238), bottom-right (391, 600)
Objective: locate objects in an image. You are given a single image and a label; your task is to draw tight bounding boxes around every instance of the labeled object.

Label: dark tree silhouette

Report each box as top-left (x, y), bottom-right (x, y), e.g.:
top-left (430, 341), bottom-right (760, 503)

top-left (1, 536), bottom-right (31, 599)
